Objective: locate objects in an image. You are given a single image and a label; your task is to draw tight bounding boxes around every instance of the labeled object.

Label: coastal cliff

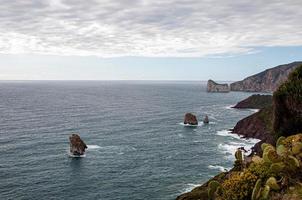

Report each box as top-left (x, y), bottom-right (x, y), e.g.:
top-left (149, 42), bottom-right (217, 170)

top-left (207, 79), bottom-right (229, 93)
top-left (232, 94), bottom-right (272, 109)
top-left (230, 62), bottom-right (302, 92)
top-left (177, 64), bottom-right (302, 200)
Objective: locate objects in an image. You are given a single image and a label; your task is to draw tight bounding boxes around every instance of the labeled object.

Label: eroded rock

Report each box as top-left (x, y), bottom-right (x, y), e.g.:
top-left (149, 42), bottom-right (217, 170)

top-left (69, 134), bottom-right (87, 156)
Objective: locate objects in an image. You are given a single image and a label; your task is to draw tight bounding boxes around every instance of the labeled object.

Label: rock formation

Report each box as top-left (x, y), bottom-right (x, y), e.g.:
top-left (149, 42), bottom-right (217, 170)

top-left (184, 113), bottom-right (198, 125)
top-left (176, 64), bottom-right (302, 200)
top-left (231, 106), bottom-right (275, 154)
top-left (230, 61), bottom-right (302, 92)
top-left (232, 94), bottom-right (272, 109)
top-left (207, 79), bottom-right (229, 93)
top-left (69, 134), bottom-right (87, 156)
top-left (273, 64), bottom-right (302, 136)
top-left (203, 115), bottom-right (209, 124)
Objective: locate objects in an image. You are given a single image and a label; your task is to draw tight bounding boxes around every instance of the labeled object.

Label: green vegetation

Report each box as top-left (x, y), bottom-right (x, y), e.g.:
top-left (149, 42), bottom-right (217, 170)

top-left (206, 134), bottom-right (302, 200)
top-left (273, 64), bottom-right (302, 136)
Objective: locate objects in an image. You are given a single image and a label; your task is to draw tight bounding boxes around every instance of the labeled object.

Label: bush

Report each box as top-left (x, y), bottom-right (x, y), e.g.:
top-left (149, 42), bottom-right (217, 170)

top-left (220, 171), bottom-right (258, 200)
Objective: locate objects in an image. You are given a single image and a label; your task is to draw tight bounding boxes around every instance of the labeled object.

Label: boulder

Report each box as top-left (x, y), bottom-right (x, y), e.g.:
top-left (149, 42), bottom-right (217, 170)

top-left (69, 134), bottom-right (87, 156)
top-left (184, 113), bottom-right (198, 125)
top-left (203, 115), bottom-right (209, 124)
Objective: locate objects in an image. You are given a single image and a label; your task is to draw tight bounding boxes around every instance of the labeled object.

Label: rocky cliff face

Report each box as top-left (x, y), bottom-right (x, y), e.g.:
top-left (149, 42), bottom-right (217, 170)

top-left (273, 64), bottom-right (302, 136)
top-left (230, 62), bottom-right (302, 92)
top-left (232, 94), bottom-right (272, 109)
top-left (207, 79), bottom-right (229, 92)
top-left (176, 63), bottom-right (302, 200)
top-left (231, 106), bottom-right (276, 154)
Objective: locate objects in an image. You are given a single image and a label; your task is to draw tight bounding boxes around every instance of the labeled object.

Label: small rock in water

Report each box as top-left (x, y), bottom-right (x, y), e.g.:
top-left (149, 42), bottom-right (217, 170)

top-left (69, 134), bottom-right (87, 156)
top-left (203, 115), bottom-right (209, 124)
top-left (184, 113), bottom-right (198, 125)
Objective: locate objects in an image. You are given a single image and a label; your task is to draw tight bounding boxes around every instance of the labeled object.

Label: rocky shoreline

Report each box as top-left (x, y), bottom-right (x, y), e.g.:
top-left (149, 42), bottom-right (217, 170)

top-left (176, 64), bottom-right (302, 200)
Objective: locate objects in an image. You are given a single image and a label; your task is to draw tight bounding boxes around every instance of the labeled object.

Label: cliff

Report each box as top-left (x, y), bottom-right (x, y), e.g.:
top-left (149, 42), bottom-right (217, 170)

top-left (207, 79), bottom-right (230, 93)
top-left (177, 133), bottom-right (302, 200)
top-left (231, 106), bottom-right (273, 141)
top-left (231, 106), bottom-right (275, 154)
top-left (232, 94), bottom-right (272, 109)
top-left (273, 64), bottom-right (302, 137)
top-left (230, 61), bottom-right (302, 92)
top-left (177, 64), bottom-right (302, 200)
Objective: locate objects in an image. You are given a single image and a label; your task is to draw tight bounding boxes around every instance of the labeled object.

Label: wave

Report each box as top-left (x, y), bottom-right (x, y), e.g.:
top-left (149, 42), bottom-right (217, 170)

top-left (179, 122), bottom-right (202, 127)
top-left (87, 145), bottom-right (101, 149)
top-left (68, 152), bottom-right (86, 158)
top-left (216, 130), bottom-right (260, 143)
top-left (208, 165), bottom-right (231, 172)
top-left (225, 105), bottom-right (235, 109)
top-left (181, 183), bottom-right (201, 193)
top-left (216, 130), bottom-right (241, 140)
top-left (216, 129), bottom-right (260, 160)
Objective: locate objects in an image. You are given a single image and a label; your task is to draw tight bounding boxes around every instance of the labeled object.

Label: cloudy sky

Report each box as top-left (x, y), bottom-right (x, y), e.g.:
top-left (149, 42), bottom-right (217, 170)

top-left (0, 0), bottom-right (302, 80)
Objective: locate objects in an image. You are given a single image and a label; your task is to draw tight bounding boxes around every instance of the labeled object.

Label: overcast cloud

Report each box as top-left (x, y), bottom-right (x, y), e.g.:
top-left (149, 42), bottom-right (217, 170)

top-left (0, 0), bottom-right (301, 57)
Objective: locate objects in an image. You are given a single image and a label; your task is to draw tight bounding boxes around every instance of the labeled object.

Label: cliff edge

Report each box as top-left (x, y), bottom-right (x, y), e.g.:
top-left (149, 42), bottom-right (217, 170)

top-left (230, 61), bottom-right (302, 92)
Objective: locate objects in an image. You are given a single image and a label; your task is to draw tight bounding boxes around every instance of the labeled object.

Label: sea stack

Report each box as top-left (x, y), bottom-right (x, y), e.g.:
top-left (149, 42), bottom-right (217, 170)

top-left (184, 113), bottom-right (198, 125)
top-left (203, 115), bottom-right (209, 124)
top-left (69, 134), bottom-right (87, 156)
top-left (207, 79), bottom-right (230, 93)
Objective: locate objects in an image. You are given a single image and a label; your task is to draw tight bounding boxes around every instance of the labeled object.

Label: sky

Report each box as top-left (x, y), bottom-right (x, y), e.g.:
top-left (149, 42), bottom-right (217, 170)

top-left (0, 0), bottom-right (302, 80)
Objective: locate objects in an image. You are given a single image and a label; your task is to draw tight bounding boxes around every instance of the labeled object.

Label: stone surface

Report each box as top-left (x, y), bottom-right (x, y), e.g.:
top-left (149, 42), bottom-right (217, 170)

top-left (184, 113), bottom-right (198, 125)
top-left (232, 94), bottom-right (272, 109)
top-left (69, 134), bottom-right (87, 156)
top-left (230, 62), bottom-right (302, 92)
top-left (207, 79), bottom-right (229, 93)
top-left (231, 106), bottom-right (273, 141)
top-left (203, 115), bottom-right (209, 124)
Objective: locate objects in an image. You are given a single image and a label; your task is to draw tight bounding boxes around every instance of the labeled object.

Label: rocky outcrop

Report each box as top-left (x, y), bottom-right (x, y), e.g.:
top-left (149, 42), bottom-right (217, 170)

top-left (176, 64), bottom-right (302, 200)
top-left (230, 61), bottom-right (302, 92)
top-left (184, 113), bottom-right (198, 125)
top-left (231, 106), bottom-right (273, 141)
top-left (203, 115), bottom-right (209, 124)
top-left (232, 94), bottom-right (272, 109)
top-left (176, 172), bottom-right (228, 200)
top-left (273, 64), bottom-right (302, 137)
top-left (69, 134), bottom-right (87, 156)
top-left (207, 80), bottom-right (229, 93)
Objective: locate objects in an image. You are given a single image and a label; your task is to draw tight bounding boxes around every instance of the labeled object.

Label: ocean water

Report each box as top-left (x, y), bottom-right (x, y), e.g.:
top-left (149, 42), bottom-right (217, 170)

top-left (0, 81), bottom-right (259, 200)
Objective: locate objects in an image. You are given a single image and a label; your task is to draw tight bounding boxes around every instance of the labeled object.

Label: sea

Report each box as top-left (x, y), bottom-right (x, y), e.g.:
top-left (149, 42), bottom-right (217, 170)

top-left (0, 81), bottom-right (260, 200)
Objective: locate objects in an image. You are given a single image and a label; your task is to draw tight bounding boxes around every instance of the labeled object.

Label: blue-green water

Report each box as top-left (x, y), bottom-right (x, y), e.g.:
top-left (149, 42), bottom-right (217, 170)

top-left (0, 81), bottom-right (259, 200)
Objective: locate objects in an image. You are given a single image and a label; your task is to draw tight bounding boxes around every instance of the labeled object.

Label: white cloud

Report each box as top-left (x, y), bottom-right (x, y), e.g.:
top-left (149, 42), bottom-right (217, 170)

top-left (0, 0), bottom-right (301, 57)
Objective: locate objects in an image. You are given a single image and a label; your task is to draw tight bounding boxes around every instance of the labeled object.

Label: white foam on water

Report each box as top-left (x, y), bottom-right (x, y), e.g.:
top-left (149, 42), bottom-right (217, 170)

top-left (179, 122), bottom-right (202, 127)
top-left (216, 130), bottom-right (241, 140)
top-left (68, 151), bottom-right (86, 158)
top-left (250, 109), bottom-right (260, 113)
top-left (87, 145), bottom-right (101, 149)
top-left (225, 105), bottom-right (235, 109)
top-left (216, 129), bottom-right (260, 161)
top-left (208, 165), bottom-right (231, 172)
top-left (181, 183), bottom-right (201, 193)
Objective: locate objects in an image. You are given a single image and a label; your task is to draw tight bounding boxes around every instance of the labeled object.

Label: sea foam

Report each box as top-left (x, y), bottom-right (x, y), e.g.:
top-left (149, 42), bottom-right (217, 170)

top-left (208, 165), bottom-right (231, 172)
top-left (87, 145), bottom-right (101, 149)
top-left (216, 129), bottom-right (260, 160)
